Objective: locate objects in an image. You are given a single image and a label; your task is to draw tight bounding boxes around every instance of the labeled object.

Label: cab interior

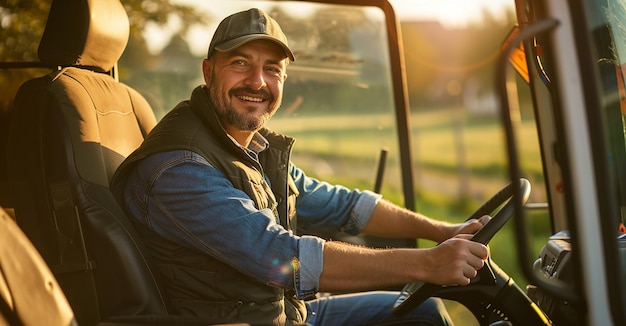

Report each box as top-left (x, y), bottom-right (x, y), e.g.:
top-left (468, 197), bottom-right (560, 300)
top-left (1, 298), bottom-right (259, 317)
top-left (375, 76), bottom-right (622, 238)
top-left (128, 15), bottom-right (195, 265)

top-left (3, 0), bottom-right (626, 325)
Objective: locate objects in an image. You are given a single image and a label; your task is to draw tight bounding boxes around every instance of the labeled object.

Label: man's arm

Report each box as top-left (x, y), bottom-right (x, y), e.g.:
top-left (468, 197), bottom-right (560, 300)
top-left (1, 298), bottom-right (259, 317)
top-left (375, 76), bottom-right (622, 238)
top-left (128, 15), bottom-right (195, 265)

top-left (318, 236), bottom-right (488, 292)
top-left (290, 163), bottom-right (487, 241)
top-left (360, 199), bottom-right (489, 243)
top-left (319, 198), bottom-right (490, 293)
top-left (290, 162), bottom-right (490, 292)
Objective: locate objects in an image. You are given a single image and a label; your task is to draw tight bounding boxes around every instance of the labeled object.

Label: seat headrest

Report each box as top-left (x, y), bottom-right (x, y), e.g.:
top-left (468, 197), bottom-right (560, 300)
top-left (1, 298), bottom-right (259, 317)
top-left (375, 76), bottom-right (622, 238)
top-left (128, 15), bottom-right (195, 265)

top-left (38, 0), bottom-right (130, 73)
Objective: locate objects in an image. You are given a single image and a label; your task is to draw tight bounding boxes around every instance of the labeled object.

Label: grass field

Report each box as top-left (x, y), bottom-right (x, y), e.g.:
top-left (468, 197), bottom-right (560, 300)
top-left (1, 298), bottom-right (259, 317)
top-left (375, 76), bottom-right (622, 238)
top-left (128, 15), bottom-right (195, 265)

top-left (268, 105), bottom-right (552, 325)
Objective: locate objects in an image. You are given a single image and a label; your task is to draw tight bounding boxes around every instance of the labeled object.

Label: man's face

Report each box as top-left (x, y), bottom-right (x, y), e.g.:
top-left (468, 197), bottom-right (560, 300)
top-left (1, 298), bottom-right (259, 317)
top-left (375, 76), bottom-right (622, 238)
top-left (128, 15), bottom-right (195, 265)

top-left (203, 40), bottom-right (288, 132)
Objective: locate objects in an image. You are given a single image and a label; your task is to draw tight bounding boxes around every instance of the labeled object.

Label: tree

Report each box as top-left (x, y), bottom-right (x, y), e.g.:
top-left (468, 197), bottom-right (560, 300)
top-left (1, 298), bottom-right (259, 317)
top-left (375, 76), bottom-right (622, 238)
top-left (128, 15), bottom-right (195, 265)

top-left (0, 0), bottom-right (206, 111)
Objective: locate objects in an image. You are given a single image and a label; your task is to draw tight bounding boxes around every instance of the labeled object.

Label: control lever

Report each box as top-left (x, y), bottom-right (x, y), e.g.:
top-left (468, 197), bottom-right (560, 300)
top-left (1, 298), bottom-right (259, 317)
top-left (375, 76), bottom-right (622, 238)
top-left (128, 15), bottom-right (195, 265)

top-left (374, 148), bottom-right (388, 194)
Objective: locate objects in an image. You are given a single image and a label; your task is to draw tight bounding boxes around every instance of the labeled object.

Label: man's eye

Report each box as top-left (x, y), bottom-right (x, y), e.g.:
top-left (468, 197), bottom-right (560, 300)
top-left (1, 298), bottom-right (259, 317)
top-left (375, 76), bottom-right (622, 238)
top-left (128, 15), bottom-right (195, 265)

top-left (266, 67), bottom-right (282, 74)
top-left (229, 59), bottom-right (248, 67)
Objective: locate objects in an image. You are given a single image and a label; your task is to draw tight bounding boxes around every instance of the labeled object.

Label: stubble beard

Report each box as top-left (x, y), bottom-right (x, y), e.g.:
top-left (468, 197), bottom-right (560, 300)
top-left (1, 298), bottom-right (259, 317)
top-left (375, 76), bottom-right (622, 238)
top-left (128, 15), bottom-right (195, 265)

top-left (208, 78), bottom-right (281, 132)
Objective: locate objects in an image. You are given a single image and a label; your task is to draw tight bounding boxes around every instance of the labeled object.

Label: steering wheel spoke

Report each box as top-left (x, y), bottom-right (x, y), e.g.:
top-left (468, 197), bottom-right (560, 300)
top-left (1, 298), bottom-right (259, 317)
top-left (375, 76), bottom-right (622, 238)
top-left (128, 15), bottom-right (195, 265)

top-left (475, 256), bottom-right (497, 286)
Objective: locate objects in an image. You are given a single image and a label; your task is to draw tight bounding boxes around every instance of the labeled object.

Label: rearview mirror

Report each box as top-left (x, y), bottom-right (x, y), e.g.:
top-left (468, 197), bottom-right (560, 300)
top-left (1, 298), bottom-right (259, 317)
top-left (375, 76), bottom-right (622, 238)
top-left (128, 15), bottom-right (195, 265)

top-left (501, 25), bottom-right (529, 83)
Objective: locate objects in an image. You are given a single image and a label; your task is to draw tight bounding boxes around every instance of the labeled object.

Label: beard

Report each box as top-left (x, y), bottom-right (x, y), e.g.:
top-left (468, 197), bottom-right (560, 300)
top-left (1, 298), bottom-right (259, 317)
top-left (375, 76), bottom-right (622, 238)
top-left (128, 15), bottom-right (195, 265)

top-left (208, 73), bottom-right (281, 132)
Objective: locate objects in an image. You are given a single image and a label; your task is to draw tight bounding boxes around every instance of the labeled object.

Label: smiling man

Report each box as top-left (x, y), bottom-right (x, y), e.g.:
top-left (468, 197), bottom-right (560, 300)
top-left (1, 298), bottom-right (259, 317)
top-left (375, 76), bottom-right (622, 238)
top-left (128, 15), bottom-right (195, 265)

top-left (204, 40), bottom-right (286, 144)
top-left (111, 8), bottom-right (488, 326)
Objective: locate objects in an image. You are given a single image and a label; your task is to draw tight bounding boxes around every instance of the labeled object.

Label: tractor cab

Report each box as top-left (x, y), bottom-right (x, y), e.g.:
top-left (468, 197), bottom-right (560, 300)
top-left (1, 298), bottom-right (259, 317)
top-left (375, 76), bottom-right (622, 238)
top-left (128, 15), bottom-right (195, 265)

top-left (1, 0), bottom-right (626, 325)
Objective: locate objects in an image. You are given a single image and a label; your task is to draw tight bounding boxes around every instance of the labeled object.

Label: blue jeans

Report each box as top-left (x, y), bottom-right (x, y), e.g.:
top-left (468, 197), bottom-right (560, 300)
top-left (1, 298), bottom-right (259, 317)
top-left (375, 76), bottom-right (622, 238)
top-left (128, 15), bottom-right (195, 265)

top-left (305, 291), bottom-right (452, 326)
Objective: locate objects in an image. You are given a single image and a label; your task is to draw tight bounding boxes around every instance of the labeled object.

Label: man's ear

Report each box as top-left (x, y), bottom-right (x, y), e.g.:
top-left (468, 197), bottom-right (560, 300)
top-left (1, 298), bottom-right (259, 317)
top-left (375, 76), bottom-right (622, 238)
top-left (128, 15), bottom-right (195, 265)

top-left (202, 58), bottom-right (213, 85)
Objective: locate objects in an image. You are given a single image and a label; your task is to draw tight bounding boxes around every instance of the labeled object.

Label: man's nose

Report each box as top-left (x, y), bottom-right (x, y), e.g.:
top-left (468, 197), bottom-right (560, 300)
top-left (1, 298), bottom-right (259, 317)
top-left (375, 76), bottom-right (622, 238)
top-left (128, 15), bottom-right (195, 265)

top-left (244, 66), bottom-right (266, 90)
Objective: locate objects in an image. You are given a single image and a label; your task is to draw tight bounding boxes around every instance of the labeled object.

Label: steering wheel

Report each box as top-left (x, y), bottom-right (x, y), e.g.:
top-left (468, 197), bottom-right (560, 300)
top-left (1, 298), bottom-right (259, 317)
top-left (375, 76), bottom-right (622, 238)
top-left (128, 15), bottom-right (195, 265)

top-left (392, 178), bottom-right (531, 317)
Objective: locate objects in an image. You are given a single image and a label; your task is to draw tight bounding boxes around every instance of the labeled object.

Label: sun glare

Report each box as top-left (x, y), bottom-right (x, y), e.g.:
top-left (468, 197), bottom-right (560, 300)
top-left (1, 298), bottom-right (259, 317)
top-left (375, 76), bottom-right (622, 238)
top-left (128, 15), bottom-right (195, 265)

top-left (389, 0), bottom-right (514, 28)
top-left (153, 0), bottom-right (515, 56)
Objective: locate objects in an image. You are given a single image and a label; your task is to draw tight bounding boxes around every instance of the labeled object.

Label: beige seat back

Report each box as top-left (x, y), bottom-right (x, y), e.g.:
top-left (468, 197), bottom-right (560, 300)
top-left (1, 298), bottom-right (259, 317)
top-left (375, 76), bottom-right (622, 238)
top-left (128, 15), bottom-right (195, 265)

top-left (5, 0), bottom-right (167, 324)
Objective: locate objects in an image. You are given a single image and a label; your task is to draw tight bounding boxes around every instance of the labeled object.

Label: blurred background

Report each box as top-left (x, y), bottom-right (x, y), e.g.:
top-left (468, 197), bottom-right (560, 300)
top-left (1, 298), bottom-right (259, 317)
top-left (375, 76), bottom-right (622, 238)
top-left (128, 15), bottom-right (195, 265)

top-left (0, 1), bottom-right (549, 324)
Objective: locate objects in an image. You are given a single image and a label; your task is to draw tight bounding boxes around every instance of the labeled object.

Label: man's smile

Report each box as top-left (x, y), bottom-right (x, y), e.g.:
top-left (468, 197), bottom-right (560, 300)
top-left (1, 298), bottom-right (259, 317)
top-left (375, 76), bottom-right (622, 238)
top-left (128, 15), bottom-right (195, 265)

top-left (236, 95), bottom-right (265, 102)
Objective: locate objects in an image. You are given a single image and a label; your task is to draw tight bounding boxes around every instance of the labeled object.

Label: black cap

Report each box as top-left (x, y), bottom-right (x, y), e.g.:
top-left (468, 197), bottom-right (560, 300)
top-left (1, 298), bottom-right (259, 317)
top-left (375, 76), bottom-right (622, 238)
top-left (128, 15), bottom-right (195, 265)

top-left (208, 8), bottom-right (295, 61)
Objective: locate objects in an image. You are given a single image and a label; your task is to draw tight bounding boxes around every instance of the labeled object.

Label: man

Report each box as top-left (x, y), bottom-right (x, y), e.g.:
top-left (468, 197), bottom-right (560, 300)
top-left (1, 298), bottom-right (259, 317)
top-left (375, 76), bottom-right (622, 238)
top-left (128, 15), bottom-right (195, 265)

top-left (111, 8), bottom-right (489, 326)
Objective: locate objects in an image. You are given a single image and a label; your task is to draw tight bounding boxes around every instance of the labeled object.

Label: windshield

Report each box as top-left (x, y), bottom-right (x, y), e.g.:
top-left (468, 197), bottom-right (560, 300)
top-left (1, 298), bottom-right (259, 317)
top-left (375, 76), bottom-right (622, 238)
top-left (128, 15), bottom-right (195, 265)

top-left (580, 1), bottom-right (626, 230)
top-left (580, 0), bottom-right (626, 319)
top-left (588, 1), bottom-right (626, 219)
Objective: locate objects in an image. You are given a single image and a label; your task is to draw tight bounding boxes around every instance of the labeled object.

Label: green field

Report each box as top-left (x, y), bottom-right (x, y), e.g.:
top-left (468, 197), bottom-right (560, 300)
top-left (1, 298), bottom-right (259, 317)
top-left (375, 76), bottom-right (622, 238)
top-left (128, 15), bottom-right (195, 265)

top-left (268, 106), bottom-right (552, 325)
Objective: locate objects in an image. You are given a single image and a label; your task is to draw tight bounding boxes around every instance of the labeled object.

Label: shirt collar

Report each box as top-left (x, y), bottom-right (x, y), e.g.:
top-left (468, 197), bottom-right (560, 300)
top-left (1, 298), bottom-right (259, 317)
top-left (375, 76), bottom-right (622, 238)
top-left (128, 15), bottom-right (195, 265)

top-left (226, 131), bottom-right (269, 156)
top-left (249, 132), bottom-right (269, 154)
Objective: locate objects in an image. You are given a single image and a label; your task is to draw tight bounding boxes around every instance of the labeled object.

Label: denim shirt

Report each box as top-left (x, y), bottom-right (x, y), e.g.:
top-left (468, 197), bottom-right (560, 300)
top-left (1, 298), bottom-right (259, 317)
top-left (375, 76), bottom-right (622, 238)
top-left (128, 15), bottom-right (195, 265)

top-left (122, 149), bottom-right (381, 298)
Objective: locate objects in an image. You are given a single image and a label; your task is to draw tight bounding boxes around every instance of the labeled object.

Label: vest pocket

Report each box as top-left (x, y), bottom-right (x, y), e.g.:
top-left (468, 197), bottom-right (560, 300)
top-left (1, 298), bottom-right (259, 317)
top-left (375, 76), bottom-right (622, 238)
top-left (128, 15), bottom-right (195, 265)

top-left (160, 263), bottom-right (288, 324)
top-left (171, 297), bottom-right (287, 325)
top-left (170, 298), bottom-right (239, 321)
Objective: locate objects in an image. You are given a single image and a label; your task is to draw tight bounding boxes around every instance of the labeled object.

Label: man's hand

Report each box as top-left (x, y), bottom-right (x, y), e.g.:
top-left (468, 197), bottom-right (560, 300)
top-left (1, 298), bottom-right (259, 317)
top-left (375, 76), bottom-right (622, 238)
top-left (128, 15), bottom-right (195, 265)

top-left (424, 235), bottom-right (489, 286)
top-left (442, 215), bottom-right (491, 241)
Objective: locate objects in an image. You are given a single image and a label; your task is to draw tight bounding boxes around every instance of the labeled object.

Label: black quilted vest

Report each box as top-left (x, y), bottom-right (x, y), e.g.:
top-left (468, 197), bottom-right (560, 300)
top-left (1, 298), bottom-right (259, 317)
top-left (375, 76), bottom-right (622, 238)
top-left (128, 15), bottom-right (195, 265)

top-left (111, 86), bottom-right (304, 325)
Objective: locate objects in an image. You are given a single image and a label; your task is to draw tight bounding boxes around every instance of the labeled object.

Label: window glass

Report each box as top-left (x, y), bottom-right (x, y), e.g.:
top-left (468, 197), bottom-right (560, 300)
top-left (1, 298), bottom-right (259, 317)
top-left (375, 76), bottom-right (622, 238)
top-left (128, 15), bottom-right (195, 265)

top-left (582, 0), bottom-right (626, 315)
top-left (121, 1), bottom-right (404, 204)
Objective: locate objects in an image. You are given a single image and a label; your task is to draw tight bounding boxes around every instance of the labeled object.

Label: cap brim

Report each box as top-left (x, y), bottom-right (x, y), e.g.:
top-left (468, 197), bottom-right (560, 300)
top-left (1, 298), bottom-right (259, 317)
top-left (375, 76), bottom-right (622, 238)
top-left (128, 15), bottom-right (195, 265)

top-left (214, 34), bottom-right (295, 61)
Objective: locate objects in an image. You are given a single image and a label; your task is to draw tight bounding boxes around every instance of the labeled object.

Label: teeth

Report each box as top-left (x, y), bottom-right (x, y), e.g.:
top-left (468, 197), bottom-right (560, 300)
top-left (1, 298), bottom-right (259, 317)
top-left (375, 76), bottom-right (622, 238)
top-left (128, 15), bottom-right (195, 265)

top-left (238, 95), bottom-right (263, 102)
